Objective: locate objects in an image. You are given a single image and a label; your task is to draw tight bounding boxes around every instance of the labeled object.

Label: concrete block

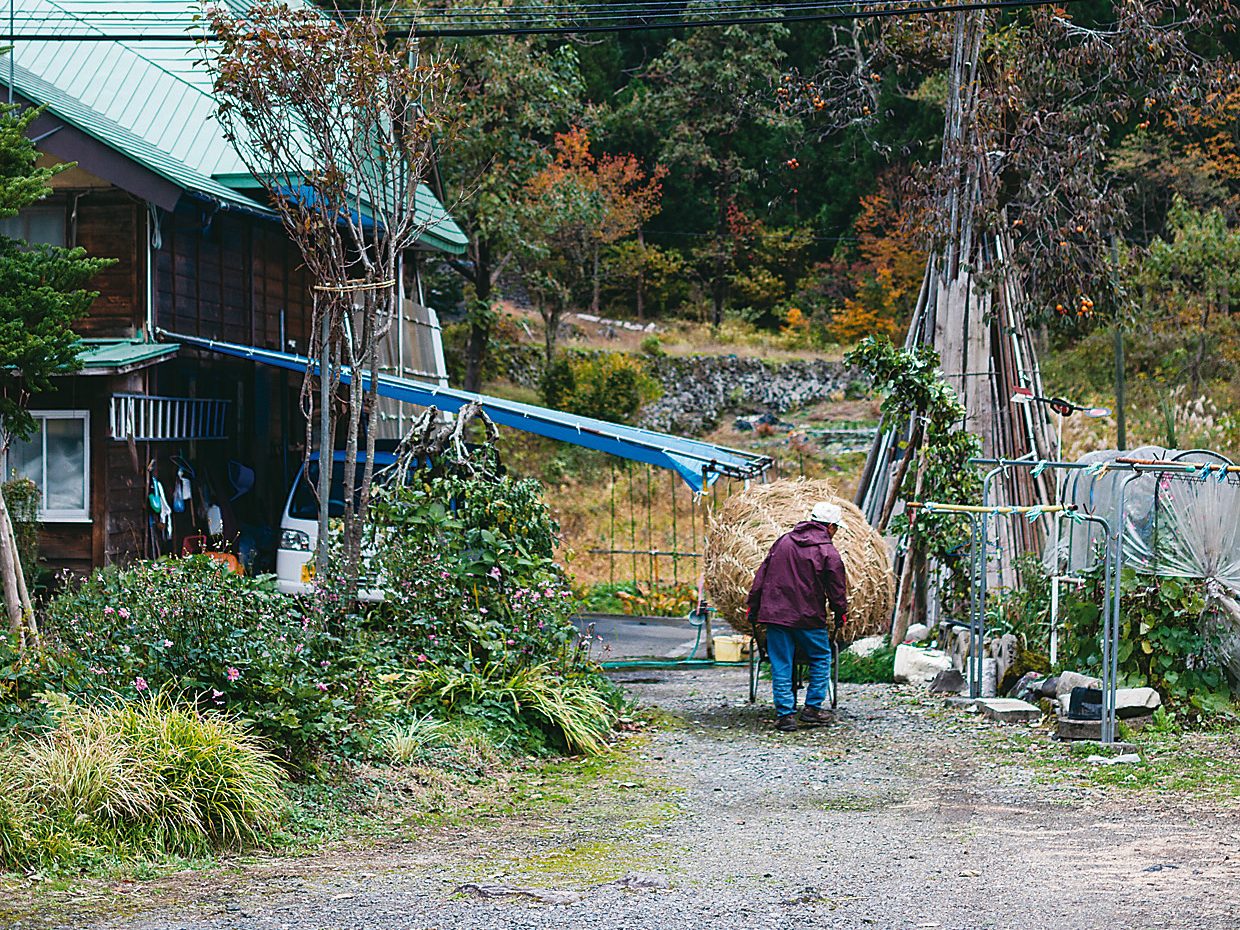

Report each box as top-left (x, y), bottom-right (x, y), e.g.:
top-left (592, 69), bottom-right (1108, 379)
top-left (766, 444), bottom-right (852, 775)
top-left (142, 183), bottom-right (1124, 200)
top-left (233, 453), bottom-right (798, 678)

top-left (1056, 718), bottom-right (1101, 741)
top-left (1115, 687), bottom-right (1161, 719)
top-left (976, 698), bottom-right (1042, 724)
top-left (846, 635), bottom-right (887, 659)
top-left (893, 644), bottom-right (952, 684)
top-left (1054, 670), bottom-right (1102, 697)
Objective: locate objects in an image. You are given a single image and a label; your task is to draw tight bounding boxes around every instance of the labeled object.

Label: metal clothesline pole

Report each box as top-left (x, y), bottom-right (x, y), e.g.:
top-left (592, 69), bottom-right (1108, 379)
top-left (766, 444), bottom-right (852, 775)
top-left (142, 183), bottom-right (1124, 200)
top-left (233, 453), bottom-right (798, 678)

top-left (909, 499), bottom-right (1120, 740)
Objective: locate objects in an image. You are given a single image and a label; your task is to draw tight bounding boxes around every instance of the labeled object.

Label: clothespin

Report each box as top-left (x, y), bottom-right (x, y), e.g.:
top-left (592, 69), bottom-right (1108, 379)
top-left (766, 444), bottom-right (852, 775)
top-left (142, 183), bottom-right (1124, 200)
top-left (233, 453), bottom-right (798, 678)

top-left (1025, 506), bottom-right (1043, 523)
top-left (1031, 460), bottom-right (1049, 478)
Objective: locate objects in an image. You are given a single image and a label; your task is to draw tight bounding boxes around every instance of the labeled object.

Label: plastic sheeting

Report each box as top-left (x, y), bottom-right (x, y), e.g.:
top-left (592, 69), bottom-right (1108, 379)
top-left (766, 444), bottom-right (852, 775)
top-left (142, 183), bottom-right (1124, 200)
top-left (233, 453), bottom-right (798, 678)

top-left (1054, 447), bottom-right (1240, 679)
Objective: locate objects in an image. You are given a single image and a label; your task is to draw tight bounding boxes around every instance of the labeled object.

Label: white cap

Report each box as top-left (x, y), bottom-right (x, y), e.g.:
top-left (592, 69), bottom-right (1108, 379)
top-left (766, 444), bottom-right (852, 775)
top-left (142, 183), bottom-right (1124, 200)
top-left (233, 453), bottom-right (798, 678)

top-left (810, 501), bottom-right (843, 526)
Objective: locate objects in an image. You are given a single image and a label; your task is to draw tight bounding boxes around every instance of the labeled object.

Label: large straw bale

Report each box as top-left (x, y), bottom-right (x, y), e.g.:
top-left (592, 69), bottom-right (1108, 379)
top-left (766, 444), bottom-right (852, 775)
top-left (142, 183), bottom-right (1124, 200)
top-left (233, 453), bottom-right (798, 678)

top-left (704, 479), bottom-right (894, 644)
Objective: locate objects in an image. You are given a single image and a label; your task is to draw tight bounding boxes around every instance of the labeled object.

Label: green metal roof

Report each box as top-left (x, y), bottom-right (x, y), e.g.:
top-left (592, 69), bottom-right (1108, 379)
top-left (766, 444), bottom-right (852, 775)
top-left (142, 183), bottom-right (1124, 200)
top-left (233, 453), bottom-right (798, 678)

top-left (75, 339), bottom-right (179, 375)
top-left (3, 0), bottom-right (467, 254)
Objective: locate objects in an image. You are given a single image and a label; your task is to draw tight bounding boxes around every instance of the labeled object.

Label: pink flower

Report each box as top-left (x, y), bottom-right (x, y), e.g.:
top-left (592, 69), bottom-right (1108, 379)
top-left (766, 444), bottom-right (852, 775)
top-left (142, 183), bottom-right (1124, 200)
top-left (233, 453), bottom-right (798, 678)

top-left (320, 659), bottom-right (330, 668)
top-left (479, 607), bottom-right (488, 615)
top-left (119, 608), bottom-right (131, 620)
top-left (163, 639), bottom-right (173, 648)
top-left (315, 682), bottom-right (329, 692)
top-left (488, 566), bottom-right (502, 579)
top-left (226, 666), bottom-right (240, 683)
top-left (103, 606), bottom-right (115, 616)
top-left (440, 571), bottom-right (450, 579)
top-left (134, 676), bottom-right (148, 692)
top-left (506, 639), bottom-right (515, 646)
top-left (212, 689), bottom-right (224, 698)
top-left (416, 654), bottom-right (427, 663)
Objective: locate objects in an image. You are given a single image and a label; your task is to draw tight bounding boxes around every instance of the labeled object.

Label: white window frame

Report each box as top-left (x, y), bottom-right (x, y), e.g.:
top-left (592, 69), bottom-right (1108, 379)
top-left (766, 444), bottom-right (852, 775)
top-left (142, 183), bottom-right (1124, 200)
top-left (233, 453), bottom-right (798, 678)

top-left (6, 410), bottom-right (91, 523)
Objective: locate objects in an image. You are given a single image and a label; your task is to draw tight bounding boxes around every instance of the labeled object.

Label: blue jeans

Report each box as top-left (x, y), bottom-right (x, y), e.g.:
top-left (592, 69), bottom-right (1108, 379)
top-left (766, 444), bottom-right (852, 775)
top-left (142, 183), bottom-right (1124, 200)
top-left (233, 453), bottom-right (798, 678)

top-left (764, 625), bottom-right (832, 718)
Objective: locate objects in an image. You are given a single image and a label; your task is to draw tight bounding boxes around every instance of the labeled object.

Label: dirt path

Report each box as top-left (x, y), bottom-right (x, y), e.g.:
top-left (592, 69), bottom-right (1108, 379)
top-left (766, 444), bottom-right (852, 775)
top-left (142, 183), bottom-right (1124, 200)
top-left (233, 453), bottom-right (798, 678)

top-left (28, 668), bottom-right (1240, 930)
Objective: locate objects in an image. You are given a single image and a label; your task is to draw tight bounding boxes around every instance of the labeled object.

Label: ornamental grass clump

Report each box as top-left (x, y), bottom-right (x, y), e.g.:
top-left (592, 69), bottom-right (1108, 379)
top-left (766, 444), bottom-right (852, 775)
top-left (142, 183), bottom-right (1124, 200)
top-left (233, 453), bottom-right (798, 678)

top-left (406, 661), bottom-right (616, 756)
top-left (0, 695), bottom-right (286, 871)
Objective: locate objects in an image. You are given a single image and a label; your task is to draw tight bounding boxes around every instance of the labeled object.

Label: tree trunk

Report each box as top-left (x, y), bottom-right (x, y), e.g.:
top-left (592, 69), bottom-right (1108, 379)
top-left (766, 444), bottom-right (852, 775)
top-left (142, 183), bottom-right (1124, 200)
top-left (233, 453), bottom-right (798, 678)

top-left (635, 227), bottom-right (646, 324)
top-left (590, 243), bottom-right (601, 315)
top-left (541, 301), bottom-right (557, 366)
top-left (2, 499), bottom-right (33, 629)
top-left (463, 243), bottom-right (493, 393)
top-left (0, 484), bottom-right (27, 646)
top-left (890, 448), bottom-right (929, 645)
top-left (712, 188), bottom-right (728, 328)
top-left (314, 305), bottom-right (335, 577)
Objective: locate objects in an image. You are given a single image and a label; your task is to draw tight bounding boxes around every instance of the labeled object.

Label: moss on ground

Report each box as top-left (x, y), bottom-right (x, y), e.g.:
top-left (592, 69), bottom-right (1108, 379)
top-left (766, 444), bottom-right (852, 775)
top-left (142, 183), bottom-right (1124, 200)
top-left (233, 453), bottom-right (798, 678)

top-left (973, 717), bottom-right (1240, 803)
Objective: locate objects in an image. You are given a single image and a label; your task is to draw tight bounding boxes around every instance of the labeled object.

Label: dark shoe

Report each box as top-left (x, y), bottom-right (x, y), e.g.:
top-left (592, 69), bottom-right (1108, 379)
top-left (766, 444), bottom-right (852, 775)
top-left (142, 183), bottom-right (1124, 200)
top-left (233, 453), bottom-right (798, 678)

top-left (775, 714), bottom-right (798, 732)
top-left (799, 705), bottom-right (832, 727)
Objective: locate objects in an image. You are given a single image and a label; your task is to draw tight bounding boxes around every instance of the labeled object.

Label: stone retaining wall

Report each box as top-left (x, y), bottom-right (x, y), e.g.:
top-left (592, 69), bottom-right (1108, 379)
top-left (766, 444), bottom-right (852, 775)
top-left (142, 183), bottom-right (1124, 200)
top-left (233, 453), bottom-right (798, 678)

top-left (492, 345), bottom-right (853, 435)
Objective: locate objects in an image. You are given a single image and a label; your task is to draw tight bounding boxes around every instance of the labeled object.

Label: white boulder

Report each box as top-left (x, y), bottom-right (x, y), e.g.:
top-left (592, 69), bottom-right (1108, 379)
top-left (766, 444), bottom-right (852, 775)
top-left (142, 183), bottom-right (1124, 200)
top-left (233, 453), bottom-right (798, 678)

top-left (846, 635), bottom-right (887, 659)
top-left (893, 644), bottom-right (953, 684)
top-left (902, 623), bottom-right (931, 643)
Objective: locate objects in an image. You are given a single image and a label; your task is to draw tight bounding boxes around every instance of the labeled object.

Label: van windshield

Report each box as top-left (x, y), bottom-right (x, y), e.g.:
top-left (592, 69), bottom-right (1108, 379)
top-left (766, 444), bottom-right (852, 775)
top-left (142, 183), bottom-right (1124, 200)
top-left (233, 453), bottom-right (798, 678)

top-left (288, 462), bottom-right (402, 520)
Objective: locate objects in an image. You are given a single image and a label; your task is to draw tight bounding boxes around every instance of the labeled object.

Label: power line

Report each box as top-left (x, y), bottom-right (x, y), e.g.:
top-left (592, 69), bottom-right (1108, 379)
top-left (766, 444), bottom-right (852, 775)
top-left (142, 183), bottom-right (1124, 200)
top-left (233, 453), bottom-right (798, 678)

top-left (1, 0), bottom-right (1079, 40)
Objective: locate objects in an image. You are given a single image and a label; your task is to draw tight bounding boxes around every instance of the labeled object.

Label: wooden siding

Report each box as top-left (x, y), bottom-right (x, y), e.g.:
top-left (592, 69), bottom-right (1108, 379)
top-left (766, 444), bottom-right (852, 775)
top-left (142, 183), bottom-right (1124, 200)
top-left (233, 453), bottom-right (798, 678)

top-left (72, 190), bottom-right (144, 338)
top-left (154, 204), bottom-right (314, 352)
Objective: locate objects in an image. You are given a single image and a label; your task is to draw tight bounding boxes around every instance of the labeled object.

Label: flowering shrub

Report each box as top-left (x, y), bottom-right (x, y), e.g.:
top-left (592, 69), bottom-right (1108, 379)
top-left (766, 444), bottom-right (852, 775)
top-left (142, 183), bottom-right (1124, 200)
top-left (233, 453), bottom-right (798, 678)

top-left (363, 468), bottom-right (584, 672)
top-left (2, 464), bottom-right (614, 767)
top-left (39, 558), bottom-right (358, 763)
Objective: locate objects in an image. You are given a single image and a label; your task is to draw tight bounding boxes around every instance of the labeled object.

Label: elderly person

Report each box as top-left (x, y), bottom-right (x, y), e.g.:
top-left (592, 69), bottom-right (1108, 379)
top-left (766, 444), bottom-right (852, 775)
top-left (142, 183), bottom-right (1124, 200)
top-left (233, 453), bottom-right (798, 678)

top-left (746, 501), bottom-right (848, 732)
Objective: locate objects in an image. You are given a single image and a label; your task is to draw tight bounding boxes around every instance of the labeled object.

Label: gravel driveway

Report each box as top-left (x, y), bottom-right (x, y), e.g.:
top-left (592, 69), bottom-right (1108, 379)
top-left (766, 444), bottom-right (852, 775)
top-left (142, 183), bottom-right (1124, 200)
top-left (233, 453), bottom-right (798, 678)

top-left (44, 668), bottom-right (1240, 930)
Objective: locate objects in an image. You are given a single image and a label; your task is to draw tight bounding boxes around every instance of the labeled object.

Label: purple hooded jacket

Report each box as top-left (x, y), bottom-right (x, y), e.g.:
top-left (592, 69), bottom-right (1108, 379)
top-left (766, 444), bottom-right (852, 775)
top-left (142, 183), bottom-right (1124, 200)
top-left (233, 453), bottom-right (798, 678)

top-left (746, 521), bottom-right (848, 630)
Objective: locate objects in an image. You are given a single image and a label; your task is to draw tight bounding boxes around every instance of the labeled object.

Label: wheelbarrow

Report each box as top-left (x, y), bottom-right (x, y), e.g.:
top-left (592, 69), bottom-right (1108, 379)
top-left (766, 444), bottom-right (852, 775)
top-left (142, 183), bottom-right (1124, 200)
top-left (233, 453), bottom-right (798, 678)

top-left (747, 626), bottom-right (840, 710)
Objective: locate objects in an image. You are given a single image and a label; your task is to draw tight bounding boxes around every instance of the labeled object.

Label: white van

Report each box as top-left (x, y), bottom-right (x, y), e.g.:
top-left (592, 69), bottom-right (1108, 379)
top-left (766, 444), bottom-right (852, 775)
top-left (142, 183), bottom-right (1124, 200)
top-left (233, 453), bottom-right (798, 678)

top-left (275, 450), bottom-right (401, 596)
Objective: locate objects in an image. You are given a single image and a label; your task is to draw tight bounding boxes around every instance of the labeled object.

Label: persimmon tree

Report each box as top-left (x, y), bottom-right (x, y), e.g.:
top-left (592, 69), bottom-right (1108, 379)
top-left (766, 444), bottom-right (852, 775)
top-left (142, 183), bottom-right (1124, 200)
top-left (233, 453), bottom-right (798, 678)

top-left (202, 1), bottom-right (457, 590)
top-left (518, 127), bottom-right (663, 361)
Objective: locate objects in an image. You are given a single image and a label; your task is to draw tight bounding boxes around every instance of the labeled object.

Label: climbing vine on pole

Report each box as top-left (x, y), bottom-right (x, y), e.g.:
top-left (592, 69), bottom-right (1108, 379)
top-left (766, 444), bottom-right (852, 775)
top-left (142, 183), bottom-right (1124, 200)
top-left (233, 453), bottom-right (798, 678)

top-left (845, 336), bottom-right (982, 639)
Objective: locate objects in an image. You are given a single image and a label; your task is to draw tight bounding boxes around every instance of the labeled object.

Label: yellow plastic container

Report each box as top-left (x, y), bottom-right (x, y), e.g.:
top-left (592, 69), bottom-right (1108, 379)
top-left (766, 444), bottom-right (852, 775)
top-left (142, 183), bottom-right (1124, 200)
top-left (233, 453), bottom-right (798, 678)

top-left (712, 634), bottom-right (752, 663)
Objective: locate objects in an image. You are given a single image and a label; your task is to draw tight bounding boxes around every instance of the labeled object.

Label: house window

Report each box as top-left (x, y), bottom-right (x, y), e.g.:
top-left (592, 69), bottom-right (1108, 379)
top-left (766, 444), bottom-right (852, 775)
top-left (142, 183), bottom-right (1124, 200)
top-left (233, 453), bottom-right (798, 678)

top-left (7, 411), bottom-right (90, 522)
top-left (0, 206), bottom-right (66, 246)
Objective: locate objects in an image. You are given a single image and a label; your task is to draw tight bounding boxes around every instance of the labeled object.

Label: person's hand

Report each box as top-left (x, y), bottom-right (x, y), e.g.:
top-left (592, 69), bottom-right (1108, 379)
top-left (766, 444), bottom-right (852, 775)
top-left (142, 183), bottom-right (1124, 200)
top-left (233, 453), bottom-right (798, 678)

top-left (834, 612), bottom-right (847, 634)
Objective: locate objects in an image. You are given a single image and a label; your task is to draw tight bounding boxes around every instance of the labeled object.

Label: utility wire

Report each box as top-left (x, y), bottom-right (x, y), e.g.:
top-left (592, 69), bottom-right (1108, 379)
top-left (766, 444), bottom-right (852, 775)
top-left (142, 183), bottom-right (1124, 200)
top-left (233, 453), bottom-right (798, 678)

top-left (1, 0), bottom-right (1079, 40)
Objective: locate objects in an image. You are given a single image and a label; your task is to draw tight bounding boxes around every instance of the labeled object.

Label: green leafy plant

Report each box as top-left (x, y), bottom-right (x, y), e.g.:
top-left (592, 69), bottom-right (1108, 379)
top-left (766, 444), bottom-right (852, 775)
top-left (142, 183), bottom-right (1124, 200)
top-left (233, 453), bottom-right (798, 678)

top-left (837, 645), bottom-right (896, 684)
top-left (1058, 568), bottom-right (1233, 718)
top-left (540, 351), bottom-right (661, 424)
top-left (405, 660), bottom-right (616, 756)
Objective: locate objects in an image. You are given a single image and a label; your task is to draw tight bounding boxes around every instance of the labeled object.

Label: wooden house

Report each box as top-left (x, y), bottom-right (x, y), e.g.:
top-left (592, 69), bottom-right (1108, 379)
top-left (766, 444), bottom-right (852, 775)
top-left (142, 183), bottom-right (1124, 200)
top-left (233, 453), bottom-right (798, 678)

top-left (2, 0), bottom-right (466, 575)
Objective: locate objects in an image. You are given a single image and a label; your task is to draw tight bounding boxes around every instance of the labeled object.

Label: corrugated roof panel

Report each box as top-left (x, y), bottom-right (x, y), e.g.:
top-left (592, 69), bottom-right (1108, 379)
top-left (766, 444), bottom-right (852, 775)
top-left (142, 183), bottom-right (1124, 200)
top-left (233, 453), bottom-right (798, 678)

top-left (5, 0), bottom-right (466, 253)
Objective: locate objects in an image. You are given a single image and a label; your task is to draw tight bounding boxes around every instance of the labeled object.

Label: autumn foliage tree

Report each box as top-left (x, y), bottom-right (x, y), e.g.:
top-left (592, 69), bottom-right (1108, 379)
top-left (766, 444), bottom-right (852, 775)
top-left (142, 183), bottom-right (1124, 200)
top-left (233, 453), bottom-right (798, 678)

top-left (518, 127), bottom-right (663, 361)
top-left (830, 170), bottom-right (926, 343)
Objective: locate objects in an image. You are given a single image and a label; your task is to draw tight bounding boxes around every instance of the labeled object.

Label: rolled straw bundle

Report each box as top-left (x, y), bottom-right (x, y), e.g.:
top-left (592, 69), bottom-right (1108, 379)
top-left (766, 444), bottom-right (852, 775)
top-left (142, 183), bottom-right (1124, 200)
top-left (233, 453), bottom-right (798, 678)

top-left (704, 478), bottom-right (894, 644)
